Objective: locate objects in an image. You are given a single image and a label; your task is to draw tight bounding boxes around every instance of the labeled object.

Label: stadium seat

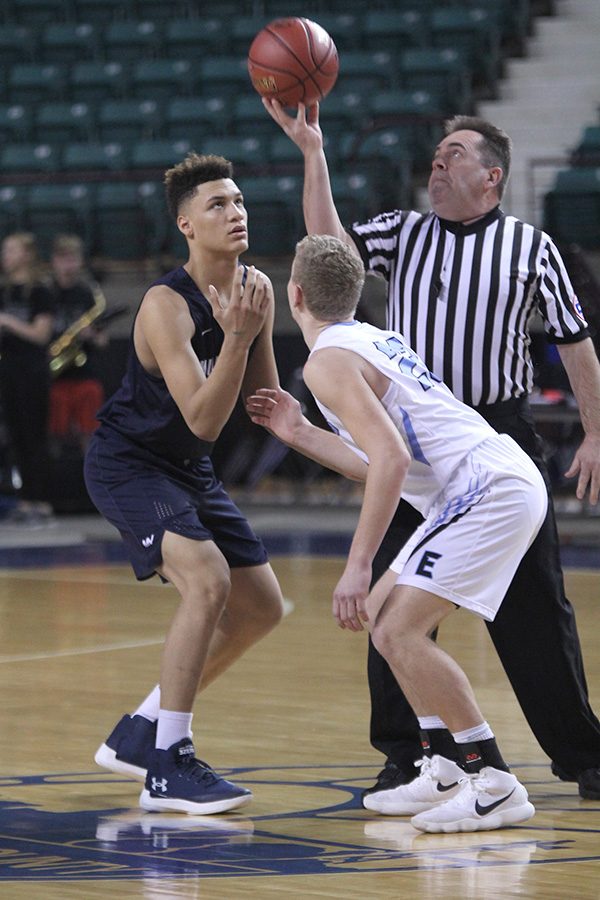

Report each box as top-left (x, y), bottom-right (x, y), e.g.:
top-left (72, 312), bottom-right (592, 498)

top-left (0, 103), bottom-right (32, 143)
top-left (0, 186), bottom-right (27, 239)
top-left (269, 131), bottom-right (340, 170)
top-left (231, 94), bottom-right (280, 139)
top-left (164, 17), bottom-right (228, 57)
top-left (310, 12), bottom-right (363, 52)
top-left (330, 171), bottom-right (381, 225)
top-left (130, 138), bottom-right (193, 170)
top-left (362, 10), bottom-right (429, 52)
top-left (71, 0), bottom-right (134, 24)
top-left (571, 125), bottom-right (600, 165)
top-left (366, 89), bottom-right (444, 162)
top-left (338, 128), bottom-right (413, 208)
top-left (237, 174), bottom-right (303, 257)
top-left (398, 48), bottom-right (473, 115)
top-left (97, 98), bottom-right (161, 144)
top-left (103, 20), bottom-right (161, 62)
top-left (199, 56), bottom-right (254, 100)
top-left (319, 88), bottom-right (370, 136)
top-left (8, 0), bottom-right (69, 27)
top-left (34, 101), bottom-right (94, 144)
top-left (24, 183), bottom-right (94, 256)
top-left (163, 95), bottom-right (230, 142)
top-left (543, 168), bottom-right (600, 249)
top-left (8, 63), bottom-right (65, 105)
top-left (198, 135), bottom-right (267, 170)
top-left (131, 58), bottom-right (195, 102)
top-left (0, 24), bottom-right (36, 66)
top-left (69, 61), bottom-right (128, 103)
top-left (40, 22), bottom-right (100, 64)
top-left (335, 50), bottom-right (397, 95)
top-left (229, 16), bottom-right (272, 57)
top-left (63, 140), bottom-right (129, 172)
top-left (93, 181), bottom-right (164, 259)
top-left (0, 141), bottom-right (60, 173)
top-left (429, 6), bottom-right (502, 99)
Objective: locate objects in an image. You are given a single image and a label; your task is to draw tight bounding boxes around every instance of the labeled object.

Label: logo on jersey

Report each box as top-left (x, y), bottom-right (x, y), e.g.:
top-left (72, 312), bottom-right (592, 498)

top-left (373, 337), bottom-right (441, 391)
top-left (572, 296), bottom-right (586, 322)
top-left (142, 534), bottom-right (155, 548)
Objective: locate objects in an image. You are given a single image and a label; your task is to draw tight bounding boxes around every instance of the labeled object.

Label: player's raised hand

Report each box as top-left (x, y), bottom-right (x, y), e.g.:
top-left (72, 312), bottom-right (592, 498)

top-left (262, 99), bottom-right (323, 153)
top-left (207, 265), bottom-right (271, 346)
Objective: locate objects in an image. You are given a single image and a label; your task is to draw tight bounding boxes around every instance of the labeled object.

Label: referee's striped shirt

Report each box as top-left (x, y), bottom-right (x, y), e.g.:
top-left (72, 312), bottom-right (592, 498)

top-left (349, 206), bottom-right (589, 408)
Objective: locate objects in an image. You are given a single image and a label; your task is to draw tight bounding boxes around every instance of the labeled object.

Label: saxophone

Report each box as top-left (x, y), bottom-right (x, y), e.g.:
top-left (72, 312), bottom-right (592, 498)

top-left (49, 280), bottom-right (107, 378)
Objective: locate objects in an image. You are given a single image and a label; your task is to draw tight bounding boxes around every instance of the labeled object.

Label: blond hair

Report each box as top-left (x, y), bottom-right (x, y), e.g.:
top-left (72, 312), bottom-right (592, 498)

top-left (292, 234), bottom-right (365, 322)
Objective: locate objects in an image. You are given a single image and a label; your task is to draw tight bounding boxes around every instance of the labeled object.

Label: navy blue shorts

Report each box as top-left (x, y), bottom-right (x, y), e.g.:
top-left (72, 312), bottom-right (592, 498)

top-left (84, 429), bottom-right (268, 581)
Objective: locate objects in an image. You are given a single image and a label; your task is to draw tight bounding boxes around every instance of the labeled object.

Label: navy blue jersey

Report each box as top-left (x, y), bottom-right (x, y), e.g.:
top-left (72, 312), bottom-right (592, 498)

top-left (96, 266), bottom-right (223, 461)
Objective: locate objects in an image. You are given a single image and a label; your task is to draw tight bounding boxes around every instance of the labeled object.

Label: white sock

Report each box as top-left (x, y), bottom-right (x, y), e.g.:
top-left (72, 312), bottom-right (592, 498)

top-left (418, 715), bottom-right (448, 731)
top-left (156, 709), bottom-right (193, 750)
top-left (132, 685), bottom-right (161, 722)
top-left (452, 721), bottom-right (495, 743)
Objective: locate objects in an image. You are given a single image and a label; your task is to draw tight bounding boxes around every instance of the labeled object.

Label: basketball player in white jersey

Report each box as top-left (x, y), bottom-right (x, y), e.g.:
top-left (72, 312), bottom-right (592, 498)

top-left (247, 234), bottom-right (547, 833)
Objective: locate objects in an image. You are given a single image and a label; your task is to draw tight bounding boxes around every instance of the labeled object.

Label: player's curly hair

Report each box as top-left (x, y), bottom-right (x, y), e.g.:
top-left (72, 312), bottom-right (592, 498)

top-left (292, 234), bottom-right (365, 322)
top-left (164, 153), bottom-right (234, 220)
top-left (444, 115), bottom-right (512, 199)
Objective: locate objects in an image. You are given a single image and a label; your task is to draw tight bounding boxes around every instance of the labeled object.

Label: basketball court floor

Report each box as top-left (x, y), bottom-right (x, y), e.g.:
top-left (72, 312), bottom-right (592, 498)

top-left (0, 495), bottom-right (599, 898)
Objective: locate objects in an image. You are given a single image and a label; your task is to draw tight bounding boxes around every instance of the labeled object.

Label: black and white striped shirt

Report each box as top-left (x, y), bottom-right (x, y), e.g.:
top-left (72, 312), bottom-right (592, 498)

top-left (349, 206), bottom-right (589, 407)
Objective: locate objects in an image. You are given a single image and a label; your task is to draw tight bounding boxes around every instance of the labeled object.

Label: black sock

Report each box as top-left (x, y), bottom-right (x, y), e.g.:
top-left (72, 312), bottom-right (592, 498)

top-left (458, 738), bottom-right (510, 774)
top-left (420, 728), bottom-right (462, 763)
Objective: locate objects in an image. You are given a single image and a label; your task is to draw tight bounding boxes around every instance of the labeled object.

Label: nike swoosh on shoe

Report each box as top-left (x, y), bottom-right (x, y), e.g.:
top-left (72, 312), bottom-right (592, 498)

top-left (436, 781), bottom-right (459, 793)
top-left (475, 787), bottom-right (516, 816)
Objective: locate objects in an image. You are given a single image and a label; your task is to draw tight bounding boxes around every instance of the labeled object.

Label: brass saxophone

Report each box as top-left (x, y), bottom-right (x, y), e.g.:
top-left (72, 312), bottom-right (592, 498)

top-left (49, 280), bottom-right (107, 378)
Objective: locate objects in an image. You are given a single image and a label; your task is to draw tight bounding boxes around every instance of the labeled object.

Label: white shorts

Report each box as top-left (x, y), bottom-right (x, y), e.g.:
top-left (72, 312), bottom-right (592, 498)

top-left (390, 434), bottom-right (548, 621)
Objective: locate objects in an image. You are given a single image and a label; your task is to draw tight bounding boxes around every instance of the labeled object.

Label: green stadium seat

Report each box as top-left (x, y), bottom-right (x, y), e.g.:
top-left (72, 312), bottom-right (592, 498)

top-left (571, 126), bottom-right (600, 165)
top-left (338, 128), bottom-right (413, 208)
top-left (40, 23), bottom-right (100, 64)
top-left (543, 168), bottom-right (600, 249)
top-left (0, 103), bottom-right (32, 142)
top-left (34, 101), bottom-right (94, 144)
top-left (163, 95), bottom-right (230, 142)
top-left (0, 186), bottom-right (27, 239)
top-left (0, 141), bottom-right (60, 173)
top-left (237, 174), bottom-right (303, 257)
top-left (62, 140), bottom-right (129, 172)
top-left (330, 171), bottom-right (381, 225)
top-left (131, 138), bottom-right (193, 170)
top-left (310, 12), bottom-right (363, 51)
top-left (93, 181), bottom-right (164, 259)
top-left (164, 17), bottom-right (228, 57)
top-left (429, 7), bottom-right (502, 99)
top-left (231, 94), bottom-right (280, 139)
top-left (269, 131), bottom-right (340, 170)
top-left (8, 0), bottom-right (69, 27)
top-left (69, 61), bottom-right (128, 103)
top-left (130, 0), bottom-right (193, 22)
top-left (0, 24), bottom-right (36, 66)
top-left (198, 56), bottom-right (254, 100)
top-left (198, 136), bottom-right (267, 170)
top-left (131, 58), bottom-right (195, 102)
top-left (24, 183), bottom-right (94, 256)
top-left (97, 98), bottom-right (161, 144)
top-left (319, 87), bottom-right (370, 136)
top-left (399, 48), bottom-right (473, 115)
top-left (8, 63), bottom-right (65, 105)
top-left (367, 89), bottom-right (444, 162)
top-left (72, 0), bottom-right (134, 24)
top-left (229, 16), bottom-right (271, 58)
top-left (363, 10), bottom-right (429, 52)
top-left (335, 50), bottom-right (397, 95)
top-left (103, 20), bottom-right (161, 62)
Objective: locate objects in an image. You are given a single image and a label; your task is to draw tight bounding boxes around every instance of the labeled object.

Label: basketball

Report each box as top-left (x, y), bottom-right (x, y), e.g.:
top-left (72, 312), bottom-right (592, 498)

top-left (247, 17), bottom-right (339, 108)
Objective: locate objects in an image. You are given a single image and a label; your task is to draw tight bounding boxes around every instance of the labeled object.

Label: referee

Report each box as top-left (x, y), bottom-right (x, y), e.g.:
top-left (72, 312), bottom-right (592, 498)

top-left (263, 103), bottom-right (600, 801)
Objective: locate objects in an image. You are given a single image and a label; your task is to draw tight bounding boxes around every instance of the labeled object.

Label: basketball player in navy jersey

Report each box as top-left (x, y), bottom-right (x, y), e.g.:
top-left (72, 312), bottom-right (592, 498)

top-left (248, 234), bottom-right (546, 832)
top-left (84, 153), bottom-right (284, 815)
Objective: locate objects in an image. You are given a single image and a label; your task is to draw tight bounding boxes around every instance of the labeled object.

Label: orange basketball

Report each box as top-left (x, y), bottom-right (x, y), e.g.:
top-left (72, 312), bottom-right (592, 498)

top-left (247, 17), bottom-right (339, 108)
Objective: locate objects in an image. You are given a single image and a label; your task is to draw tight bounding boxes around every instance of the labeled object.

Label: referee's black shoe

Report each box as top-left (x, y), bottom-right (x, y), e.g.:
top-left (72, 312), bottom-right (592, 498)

top-left (361, 760), bottom-right (418, 804)
top-left (551, 761), bottom-right (600, 800)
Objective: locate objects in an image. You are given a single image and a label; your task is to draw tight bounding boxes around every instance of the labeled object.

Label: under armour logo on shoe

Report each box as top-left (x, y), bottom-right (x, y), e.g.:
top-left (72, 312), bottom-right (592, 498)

top-left (142, 534), bottom-right (155, 548)
top-left (151, 777), bottom-right (168, 793)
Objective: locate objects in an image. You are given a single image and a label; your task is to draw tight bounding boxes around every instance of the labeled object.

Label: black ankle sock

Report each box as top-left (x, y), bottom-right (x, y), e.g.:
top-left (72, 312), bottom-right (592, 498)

top-left (458, 738), bottom-right (510, 774)
top-left (420, 728), bottom-right (462, 763)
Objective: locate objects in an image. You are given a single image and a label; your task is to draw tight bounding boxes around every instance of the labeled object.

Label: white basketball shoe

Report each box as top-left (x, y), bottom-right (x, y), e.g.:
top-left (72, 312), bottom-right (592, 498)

top-left (362, 754), bottom-right (464, 815)
top-left (411, 766), bottom-right (535, 833)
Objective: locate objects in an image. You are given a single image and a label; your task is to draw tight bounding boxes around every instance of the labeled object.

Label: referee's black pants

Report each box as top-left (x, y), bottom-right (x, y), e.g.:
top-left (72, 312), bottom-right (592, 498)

top-left (367, 397), bottom-right (600, 776)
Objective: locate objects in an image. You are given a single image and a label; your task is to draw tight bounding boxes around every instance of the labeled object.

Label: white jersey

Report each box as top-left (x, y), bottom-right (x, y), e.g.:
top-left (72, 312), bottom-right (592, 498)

top-left (309, 320), bottom-right (499, 516)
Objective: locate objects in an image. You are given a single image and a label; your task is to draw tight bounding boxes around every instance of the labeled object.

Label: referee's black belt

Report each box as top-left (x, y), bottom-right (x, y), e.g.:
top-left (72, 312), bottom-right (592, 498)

top-left (472, 395), bottom-right (529, 418)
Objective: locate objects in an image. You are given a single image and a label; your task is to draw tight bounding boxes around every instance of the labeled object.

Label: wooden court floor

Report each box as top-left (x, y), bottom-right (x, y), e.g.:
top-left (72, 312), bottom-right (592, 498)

top-left (0, 543), bottom-right (599, 898)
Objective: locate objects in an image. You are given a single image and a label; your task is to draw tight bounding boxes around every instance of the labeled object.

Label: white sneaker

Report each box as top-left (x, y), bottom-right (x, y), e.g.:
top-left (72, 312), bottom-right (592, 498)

top-left (362, 755), bottom-right (464, 815)
top-left (411, 766), bottom-right (535, 833)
